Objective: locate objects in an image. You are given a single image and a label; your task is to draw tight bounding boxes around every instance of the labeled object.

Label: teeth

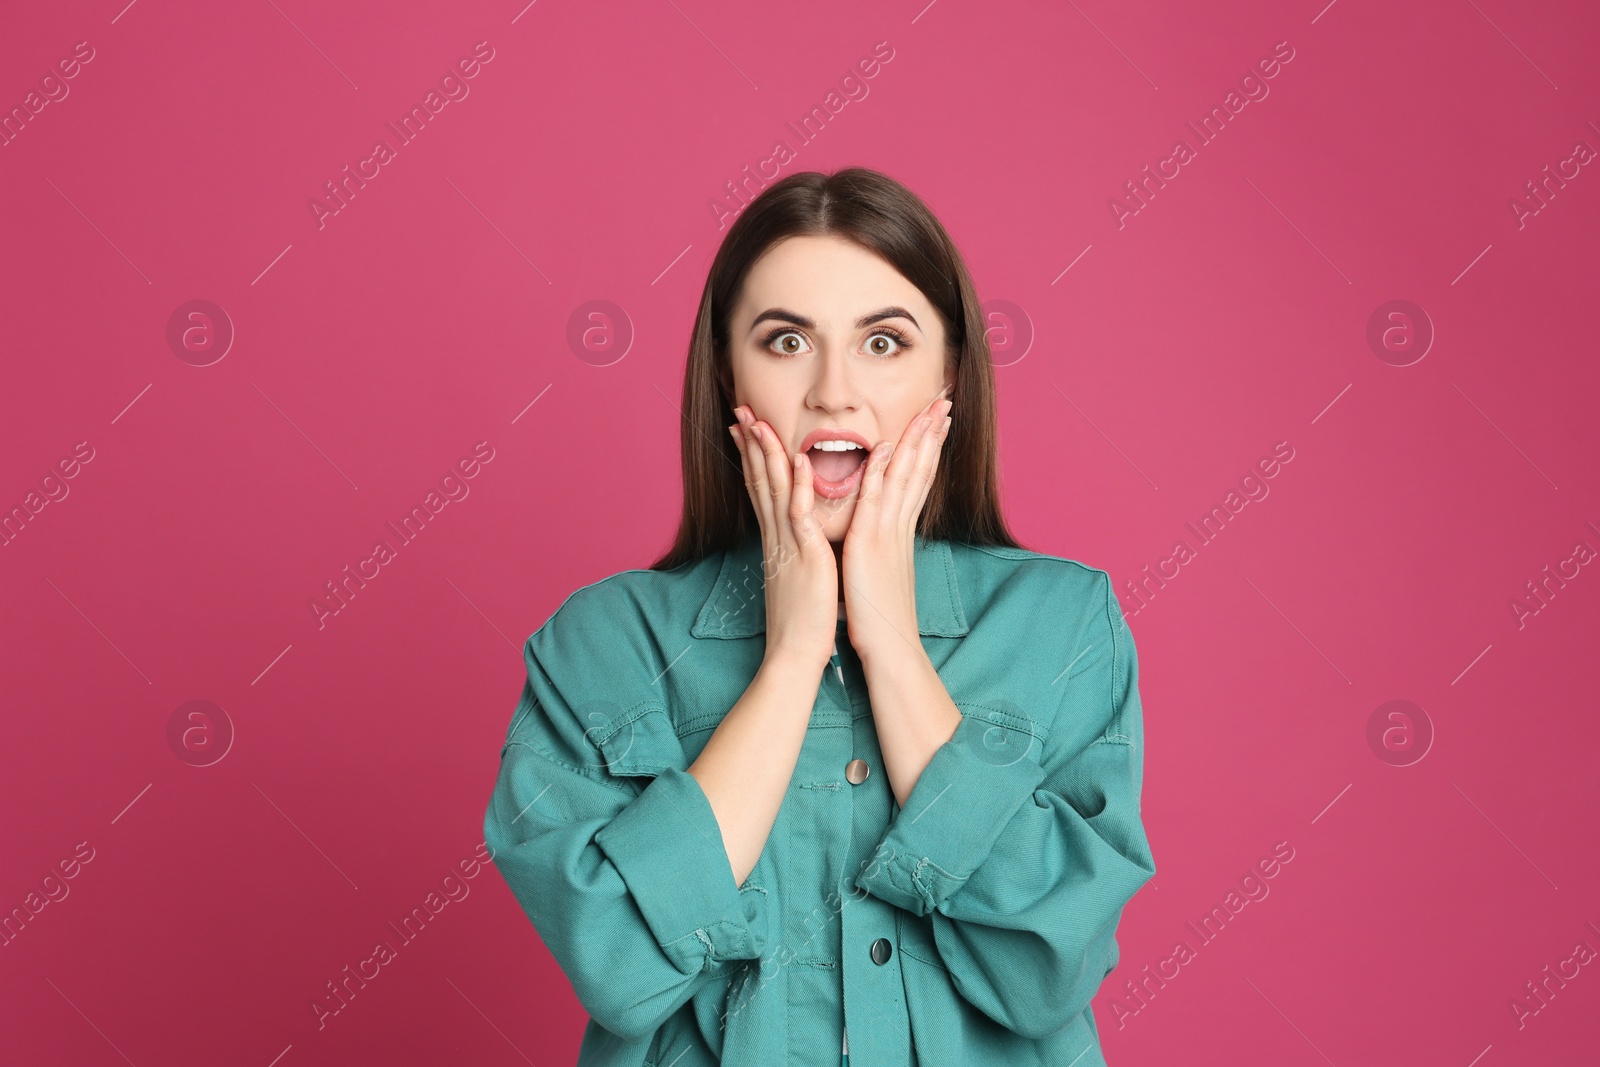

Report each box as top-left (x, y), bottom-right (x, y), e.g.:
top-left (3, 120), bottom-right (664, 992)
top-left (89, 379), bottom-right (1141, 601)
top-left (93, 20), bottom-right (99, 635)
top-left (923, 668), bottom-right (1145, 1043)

top-left (812, 440), bottom-right (864, 451)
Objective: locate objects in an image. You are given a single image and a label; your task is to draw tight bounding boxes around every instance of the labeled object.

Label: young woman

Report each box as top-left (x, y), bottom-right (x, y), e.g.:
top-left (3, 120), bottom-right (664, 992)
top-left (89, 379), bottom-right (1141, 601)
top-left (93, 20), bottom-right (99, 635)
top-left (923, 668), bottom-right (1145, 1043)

top-left (484, 168), bottom-right (1156, 1066)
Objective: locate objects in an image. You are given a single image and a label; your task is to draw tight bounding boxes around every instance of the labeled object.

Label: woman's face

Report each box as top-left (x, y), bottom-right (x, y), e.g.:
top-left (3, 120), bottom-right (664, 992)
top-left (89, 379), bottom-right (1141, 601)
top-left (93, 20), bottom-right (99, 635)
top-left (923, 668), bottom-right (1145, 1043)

top-left (727, 234), bottom-right (953, 544)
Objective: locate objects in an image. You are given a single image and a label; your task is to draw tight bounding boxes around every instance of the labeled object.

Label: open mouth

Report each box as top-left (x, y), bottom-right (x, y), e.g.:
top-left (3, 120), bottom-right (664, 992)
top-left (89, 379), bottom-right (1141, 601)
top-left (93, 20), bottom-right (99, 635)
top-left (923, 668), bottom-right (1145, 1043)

top-left (808, 442), bottom-right (868, 499)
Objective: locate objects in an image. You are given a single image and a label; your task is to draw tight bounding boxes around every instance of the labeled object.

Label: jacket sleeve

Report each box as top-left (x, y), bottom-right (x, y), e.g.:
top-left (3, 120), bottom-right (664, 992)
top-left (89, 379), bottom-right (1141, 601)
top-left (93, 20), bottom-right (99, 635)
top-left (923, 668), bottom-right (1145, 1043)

top-left (484, 611), bottom-right (771, 1042)
top-left (850, 569), bottom-right (1156, 1040)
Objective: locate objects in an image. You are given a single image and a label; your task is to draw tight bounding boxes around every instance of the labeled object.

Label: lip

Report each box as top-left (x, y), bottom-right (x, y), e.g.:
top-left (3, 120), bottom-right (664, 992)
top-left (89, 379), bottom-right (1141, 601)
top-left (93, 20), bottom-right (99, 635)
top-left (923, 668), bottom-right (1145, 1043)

top-left (798, 427), bottom-right (873, 453)
top-left (798, 427), bottom-right (875, 500)
top-left (811, 461), bottom-right (866, 499)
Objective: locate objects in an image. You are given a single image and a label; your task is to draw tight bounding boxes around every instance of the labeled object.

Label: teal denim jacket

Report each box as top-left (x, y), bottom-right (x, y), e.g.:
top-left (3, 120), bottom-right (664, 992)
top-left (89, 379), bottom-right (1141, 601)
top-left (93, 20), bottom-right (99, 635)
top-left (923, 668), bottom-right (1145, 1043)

top-left (484, 534), bottom-right (1156, 1066)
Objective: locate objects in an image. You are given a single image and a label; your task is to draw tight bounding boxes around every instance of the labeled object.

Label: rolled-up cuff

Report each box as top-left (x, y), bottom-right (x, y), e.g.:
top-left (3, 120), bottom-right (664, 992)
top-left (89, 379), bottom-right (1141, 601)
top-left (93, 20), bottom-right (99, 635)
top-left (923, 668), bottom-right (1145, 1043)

top-left (594, 766), bottom-right (770, 973)
top-left (853, 714), bottom-right (1047, 915)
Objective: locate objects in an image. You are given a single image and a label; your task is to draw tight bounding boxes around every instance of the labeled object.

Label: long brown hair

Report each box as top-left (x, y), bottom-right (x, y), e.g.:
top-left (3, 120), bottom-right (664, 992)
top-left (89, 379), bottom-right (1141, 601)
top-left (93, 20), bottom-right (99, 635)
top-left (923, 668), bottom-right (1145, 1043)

top-left (649, 167), bottom-right (1025, 571)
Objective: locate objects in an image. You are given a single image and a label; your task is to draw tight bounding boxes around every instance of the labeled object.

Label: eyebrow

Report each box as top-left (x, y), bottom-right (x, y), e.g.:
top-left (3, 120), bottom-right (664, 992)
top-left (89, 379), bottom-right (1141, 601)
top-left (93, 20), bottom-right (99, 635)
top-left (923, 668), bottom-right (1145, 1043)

top-left (748, 306), bottom-right (922, 336)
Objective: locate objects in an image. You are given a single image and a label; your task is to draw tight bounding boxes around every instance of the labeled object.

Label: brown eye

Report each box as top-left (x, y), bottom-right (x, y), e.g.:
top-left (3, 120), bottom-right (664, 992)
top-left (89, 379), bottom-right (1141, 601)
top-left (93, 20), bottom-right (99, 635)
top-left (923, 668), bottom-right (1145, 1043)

top-left (867, 327), bottom-right (912, 357)
top-left (763, 329), bottom-right (810, 356)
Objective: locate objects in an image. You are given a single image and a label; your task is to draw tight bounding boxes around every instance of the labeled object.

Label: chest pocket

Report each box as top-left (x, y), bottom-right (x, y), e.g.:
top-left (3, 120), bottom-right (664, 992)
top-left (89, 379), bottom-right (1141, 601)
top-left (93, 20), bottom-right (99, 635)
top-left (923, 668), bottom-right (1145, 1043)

top-left (589, 702), bottom-right (689, 784)
top-left (952, 698), bottom-right (1052, 763)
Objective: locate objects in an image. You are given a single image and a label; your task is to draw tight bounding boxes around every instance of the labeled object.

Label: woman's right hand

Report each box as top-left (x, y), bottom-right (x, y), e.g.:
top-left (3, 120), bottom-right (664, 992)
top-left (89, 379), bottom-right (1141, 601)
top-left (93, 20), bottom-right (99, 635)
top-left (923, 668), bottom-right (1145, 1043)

top-left (729, 405), bottom-right (839, 675)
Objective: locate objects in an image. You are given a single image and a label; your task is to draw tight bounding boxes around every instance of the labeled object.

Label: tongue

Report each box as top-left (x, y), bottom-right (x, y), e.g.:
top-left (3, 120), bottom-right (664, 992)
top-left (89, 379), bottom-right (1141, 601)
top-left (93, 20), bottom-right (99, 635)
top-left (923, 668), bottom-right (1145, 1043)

top-left (810, 447), bottom-right (865, 483)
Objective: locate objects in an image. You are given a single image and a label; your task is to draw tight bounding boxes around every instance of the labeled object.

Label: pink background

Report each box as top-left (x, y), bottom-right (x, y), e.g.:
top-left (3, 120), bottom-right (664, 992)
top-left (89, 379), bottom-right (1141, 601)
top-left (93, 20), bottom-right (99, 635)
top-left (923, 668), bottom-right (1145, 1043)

top-left (3, 0), bottom-right (1598, 1063)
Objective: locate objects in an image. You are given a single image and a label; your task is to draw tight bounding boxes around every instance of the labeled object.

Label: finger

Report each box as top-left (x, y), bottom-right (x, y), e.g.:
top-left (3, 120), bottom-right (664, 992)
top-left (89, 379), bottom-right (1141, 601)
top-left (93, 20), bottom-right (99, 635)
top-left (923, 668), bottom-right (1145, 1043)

top-left (752, 419), bottom-right (795, 554)
top-left (854, 439), bottom-right (896, 518)
top-left (731, 420), bottom-right (768, 543)
top-left (885, 406), bottom-right (937, 498)
top-left (737, 410), bottom-right (777, 542)
top-left (730, 422), bottom-right (753, 502)
top-left (789, 450), bottom-right (824, 549)
top-left (728, 422), bottom-right (749, 488)
top-left (913, 397), bottom-right (952, 464)
top-left (881, 395), bottom-right (952, 524)
top-left (908, 403), bottom-right (952, 517)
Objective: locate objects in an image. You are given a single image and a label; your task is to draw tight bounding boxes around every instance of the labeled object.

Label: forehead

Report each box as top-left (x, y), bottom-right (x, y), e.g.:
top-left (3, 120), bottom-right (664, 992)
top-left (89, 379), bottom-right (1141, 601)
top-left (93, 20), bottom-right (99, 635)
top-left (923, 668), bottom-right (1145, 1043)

top-left (733, 235), bottom-right (932, 325)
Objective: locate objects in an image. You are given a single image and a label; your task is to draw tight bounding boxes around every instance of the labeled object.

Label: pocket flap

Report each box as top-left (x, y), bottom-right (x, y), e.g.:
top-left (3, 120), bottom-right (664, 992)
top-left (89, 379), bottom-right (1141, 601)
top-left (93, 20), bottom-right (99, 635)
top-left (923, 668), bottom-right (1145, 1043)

top-left (593, 703), bottom-right (686, 777)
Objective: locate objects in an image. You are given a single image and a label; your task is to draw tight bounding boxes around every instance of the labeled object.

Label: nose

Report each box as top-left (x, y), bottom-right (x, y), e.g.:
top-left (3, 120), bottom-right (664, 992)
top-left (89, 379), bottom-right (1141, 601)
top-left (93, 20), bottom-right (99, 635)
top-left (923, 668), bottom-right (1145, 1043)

top-left (805, 343), bottom-right (858, 415)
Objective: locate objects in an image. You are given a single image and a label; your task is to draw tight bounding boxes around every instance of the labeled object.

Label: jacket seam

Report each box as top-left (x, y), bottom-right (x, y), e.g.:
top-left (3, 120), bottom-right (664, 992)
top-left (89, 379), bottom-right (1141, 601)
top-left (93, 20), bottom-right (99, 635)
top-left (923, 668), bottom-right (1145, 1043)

top-left (1105, 571), bottom-right (1126, 740)
top-left (954, 700), bottom-right (1051, 748)
top-left (677, 712), bottom-right (861, 737)
top-left (502, 739), bottom-right (638, 796)
top-left (934, 536), bottom-right (966, 630)
top-left (896, 942), bottom-right (947, 971)
top-left (966, 542), bottom-right (1110, 578)
top-left (527, 559), bottom-right (701, 649)
top-left (582, 697), bottom-right (668, 748)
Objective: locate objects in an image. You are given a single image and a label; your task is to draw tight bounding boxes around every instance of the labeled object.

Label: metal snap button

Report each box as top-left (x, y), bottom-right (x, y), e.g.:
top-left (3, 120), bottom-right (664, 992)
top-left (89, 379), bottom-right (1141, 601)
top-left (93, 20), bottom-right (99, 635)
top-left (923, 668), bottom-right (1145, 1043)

top-left (845, 759), bottom-right (870, 785)
top-left (870, 937), bottom-right (893, 965)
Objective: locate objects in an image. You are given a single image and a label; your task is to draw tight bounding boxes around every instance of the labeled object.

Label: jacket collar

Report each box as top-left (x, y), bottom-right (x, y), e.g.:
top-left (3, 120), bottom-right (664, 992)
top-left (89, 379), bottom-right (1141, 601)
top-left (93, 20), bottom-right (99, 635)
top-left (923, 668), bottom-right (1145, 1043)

top-left (690, 533), bottom-right (970, 639)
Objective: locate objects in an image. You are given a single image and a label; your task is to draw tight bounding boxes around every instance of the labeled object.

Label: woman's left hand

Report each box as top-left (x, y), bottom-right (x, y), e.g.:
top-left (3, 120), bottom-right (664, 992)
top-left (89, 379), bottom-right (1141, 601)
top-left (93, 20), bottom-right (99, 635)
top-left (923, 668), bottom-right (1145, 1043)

top-left (841, 385), bottom-right (954, 667)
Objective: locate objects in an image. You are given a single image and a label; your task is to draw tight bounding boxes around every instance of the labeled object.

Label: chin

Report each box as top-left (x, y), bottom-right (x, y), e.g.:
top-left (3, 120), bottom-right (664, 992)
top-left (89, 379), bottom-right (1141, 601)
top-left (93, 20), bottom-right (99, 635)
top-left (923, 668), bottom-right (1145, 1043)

top-left (819, 503), bottom-right (854, 543)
